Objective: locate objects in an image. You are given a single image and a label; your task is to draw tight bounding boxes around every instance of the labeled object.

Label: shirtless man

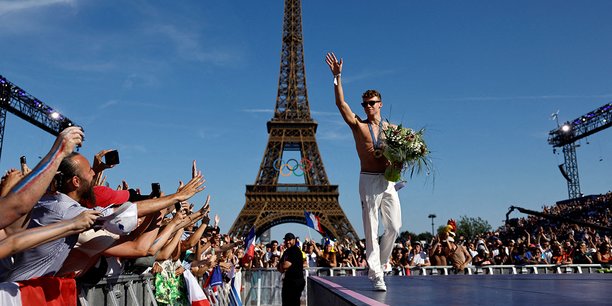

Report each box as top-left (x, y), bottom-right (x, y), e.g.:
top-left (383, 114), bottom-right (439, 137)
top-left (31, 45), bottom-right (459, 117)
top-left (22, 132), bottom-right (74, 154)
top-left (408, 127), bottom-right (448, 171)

top-left (326, 52), bottom-right (401, 291)
top-left (443, 235), bottom-right (472, 274)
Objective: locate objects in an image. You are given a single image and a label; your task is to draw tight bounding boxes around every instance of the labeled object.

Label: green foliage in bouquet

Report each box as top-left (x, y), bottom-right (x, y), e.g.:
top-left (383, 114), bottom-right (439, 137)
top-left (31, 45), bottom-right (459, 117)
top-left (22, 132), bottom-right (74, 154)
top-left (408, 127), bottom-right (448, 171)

top-left (382, 121), bottom-right (432, 182)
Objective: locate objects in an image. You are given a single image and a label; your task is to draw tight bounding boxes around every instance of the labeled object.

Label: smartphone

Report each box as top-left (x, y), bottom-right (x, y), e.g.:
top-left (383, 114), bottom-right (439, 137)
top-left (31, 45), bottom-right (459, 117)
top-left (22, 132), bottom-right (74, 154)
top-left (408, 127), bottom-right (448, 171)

top-left (151, 182), bottom-right (161, 198)
top-left (20, 156), bottom-right (27, 173)
top-left (104, 150), bottom-right (120, 165)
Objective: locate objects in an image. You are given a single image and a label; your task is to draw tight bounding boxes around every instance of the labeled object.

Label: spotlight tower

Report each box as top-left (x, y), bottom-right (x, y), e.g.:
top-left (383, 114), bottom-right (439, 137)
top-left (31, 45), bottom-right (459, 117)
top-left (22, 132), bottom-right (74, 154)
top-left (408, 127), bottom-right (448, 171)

top-left (0, 75), bottom-right (77, 161)
top-left (548, 103), bottom-right (612, 199)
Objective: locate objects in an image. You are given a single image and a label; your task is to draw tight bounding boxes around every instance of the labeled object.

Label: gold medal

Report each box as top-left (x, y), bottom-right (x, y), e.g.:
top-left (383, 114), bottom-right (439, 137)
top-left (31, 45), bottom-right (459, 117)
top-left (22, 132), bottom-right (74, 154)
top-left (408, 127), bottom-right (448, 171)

top-left (374, 149), bottom-right (383, 158)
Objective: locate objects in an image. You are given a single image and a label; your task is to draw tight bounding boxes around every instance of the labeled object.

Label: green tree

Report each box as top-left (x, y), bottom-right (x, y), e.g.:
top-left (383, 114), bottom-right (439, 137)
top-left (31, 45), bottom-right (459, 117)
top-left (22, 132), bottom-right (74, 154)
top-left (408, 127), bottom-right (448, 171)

top-left (415, 232), bottom-right (433, 243)
top-left (396, 230), bottom-right (416, 243)
top-left (456, 215), bottom-right (492, 241)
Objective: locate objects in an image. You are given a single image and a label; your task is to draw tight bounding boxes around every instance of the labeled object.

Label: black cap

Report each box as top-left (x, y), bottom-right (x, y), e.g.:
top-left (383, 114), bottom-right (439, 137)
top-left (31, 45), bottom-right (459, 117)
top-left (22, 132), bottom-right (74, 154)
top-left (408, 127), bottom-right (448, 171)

top-left (284, 232), bottom-right (296, 240)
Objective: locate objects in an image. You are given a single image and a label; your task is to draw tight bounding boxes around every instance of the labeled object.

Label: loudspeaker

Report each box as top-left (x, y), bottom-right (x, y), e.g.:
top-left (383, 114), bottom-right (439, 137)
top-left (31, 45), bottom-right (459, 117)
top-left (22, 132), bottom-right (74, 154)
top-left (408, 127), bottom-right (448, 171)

top-left (558, 164), bottom-right (572, 182)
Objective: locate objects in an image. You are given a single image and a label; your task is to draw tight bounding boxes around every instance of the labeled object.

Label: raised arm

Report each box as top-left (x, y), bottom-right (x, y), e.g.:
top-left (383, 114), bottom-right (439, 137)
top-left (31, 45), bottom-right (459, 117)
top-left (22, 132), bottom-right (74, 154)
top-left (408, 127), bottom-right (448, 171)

top-left (182, 200), bottom-right (210, 249)
top-left (0, 209), bottom-right (98, 259)
top-left (0, 126), bottom-right (84, 229)
top-left (102, 213), bottom-right (162, 258)
top-left (147, 212), bottom-right (182, 255)
top-left (326, 52), bottom-right (358, 127)
top-left (156, 228), bottom-right (184, 261)
top-left (133, 173), bottom-right (206, 217)
top-left (0, 170), bottom-right (29, 235)
top-left (91, 149), bottom-right (116, 186)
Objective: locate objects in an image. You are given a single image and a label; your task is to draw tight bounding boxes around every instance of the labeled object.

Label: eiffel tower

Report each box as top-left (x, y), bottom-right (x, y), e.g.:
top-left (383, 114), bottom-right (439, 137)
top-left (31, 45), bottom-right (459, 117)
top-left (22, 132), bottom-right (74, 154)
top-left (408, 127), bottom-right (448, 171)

top-left (228, 0), bottom-right (358, 241)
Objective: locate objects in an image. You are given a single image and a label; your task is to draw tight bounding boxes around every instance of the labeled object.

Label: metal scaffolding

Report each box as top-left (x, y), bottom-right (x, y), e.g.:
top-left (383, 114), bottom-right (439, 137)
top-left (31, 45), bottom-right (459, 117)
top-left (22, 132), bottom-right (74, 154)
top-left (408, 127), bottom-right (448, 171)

top-left (548, 103), bottom-right (612, 198)
top-left (0, 75), bottom-right (78, 161)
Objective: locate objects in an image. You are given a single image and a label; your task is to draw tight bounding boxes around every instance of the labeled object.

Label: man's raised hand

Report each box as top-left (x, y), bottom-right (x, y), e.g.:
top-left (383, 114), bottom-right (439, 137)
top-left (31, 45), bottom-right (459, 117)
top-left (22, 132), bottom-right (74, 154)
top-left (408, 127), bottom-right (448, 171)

top-left (55, 126), bottom-right (84, 156)
top-left (175, 173), bottom-right (206, 202)
top-left (92, 149), bottom-right (117, 173)
top-left (325, 52), bottom-right (343, 76)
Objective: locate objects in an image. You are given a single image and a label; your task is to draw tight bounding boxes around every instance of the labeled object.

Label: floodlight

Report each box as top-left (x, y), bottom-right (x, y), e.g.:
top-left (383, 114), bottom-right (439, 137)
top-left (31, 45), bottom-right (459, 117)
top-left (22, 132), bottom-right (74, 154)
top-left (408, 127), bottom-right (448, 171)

top-left (561, 124), bottom-right (571, 132)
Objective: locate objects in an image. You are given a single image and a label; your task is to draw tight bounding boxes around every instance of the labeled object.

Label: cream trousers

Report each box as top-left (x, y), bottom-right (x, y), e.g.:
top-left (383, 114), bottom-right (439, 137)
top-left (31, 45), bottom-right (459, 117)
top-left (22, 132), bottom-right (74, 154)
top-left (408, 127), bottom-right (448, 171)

top-left (359, 172), bottom-right (402, 279)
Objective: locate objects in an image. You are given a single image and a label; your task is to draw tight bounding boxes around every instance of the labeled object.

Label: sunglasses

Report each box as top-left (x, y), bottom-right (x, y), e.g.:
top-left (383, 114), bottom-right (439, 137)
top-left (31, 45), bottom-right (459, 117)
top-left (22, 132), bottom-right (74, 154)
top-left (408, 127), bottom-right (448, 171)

top-left (361, 100), bottom-right (381, 108)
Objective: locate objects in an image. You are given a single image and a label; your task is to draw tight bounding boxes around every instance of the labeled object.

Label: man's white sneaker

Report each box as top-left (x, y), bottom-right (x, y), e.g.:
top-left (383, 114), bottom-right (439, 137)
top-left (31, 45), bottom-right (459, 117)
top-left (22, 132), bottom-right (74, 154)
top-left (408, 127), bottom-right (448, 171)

top-left (373, 276), bottom-right (387, 291)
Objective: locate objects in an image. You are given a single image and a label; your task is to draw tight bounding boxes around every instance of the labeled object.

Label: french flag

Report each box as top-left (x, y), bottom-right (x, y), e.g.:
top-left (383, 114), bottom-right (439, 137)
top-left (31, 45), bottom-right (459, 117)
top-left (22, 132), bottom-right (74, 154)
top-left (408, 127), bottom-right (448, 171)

top-left (183, 270), bottom-right (210, 306)
top-left (0, 277), bottom-right (78, 306)
top-left (304, 210), bottom-right (324, 233)
top-left (241, 226), bottom-right (257, 265)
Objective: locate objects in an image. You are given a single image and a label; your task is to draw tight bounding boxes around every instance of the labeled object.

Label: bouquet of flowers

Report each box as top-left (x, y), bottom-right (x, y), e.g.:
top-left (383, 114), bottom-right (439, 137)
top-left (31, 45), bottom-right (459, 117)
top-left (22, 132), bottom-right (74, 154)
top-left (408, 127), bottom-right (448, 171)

top-left (382, 121), bottom-right (432, 182)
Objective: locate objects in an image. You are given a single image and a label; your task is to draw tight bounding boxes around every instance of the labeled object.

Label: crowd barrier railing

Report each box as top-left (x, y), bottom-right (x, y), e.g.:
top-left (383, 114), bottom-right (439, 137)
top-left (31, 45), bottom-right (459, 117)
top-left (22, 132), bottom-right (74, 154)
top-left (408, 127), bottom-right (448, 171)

top-left (78, 264), bottom-right (607, 306)
top-left (79, 273), bottom-right (157, 306)
top-left (405, 264), bottom-right (605, 276)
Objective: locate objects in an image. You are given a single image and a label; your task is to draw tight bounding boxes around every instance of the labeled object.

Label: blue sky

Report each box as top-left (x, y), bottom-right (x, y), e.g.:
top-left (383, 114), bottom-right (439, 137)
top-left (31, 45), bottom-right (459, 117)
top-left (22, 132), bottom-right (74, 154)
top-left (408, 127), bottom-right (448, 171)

top-left (1, 0), bottom-right (611, 242)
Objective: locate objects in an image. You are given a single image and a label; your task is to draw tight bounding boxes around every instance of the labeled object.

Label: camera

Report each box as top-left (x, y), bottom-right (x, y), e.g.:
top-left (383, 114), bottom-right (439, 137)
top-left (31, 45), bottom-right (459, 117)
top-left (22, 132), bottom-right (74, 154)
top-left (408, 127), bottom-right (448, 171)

top-left (59, 119), bottom-right (76, 131)
top-left (104, 150), bottom-right (120, 165)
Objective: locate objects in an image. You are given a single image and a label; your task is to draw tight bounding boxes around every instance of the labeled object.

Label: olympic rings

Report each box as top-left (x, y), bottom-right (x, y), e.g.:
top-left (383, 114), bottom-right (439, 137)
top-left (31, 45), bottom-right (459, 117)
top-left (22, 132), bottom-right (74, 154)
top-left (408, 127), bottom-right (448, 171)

top-left (273, 158), bottom-right (313, 177)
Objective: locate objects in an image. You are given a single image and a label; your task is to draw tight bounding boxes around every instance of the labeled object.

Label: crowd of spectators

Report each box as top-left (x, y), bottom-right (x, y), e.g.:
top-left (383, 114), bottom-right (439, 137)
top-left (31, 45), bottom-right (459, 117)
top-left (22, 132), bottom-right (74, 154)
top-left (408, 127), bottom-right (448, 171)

top-left (0, 126), bottom-right (610, 304)
top-left (383, 192), bottom-right (612, 274)
top-left (0, 127), bottom-right (248, 305)
top-left (242, 190), bottom-right (612, 277)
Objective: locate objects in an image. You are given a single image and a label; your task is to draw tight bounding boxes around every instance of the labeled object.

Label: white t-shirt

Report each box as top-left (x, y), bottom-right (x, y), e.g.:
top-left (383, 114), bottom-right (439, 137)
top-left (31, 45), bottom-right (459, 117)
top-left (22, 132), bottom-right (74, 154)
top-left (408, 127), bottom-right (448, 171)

top-left (409, 251), bottom-right (429, 266)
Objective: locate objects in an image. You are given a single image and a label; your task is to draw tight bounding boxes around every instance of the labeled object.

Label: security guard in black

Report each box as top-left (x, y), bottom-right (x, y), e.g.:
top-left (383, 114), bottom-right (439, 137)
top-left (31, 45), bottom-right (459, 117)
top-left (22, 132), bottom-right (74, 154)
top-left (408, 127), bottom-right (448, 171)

top-left (278, 233), bottom-right (305, 306)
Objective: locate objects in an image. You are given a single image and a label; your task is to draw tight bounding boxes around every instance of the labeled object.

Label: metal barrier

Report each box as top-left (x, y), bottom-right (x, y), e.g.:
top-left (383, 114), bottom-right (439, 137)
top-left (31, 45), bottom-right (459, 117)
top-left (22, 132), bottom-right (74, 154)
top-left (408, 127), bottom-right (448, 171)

top-left (78, 265), bottom-right (606, 306)
top-left (79, 274), bottom-right (157, 306)
top-left (407, 264), bottom-right (605, 276)
top-left (241, 267), bottom-right (367, 306)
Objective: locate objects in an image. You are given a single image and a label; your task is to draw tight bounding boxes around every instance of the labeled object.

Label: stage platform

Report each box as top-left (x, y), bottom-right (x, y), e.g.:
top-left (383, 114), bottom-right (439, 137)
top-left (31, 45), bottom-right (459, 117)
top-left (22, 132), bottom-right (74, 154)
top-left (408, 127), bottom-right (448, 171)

top-left (308, 274), bottom-right (612, 306)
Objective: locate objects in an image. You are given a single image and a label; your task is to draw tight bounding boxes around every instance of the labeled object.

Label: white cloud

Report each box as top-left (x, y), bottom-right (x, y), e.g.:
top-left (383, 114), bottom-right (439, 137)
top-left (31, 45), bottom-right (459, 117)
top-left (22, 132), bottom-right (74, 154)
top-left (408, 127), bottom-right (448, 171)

top-left (56, 61), bottom-right (117, 73)
top-left (343, 69), bottom-right (395, 84)
top-left (152, 24), bottom-right (235, 65)
top-left (98, 100), bottom-right (118, 110)
top-left (310, 110), bottom-right (337, 117)
top-left (436, 94), bottom-right (612, 102)
top-left (318, 130), bottom-right (350, 141)
top-left (0, 0), bottom-right (76, 15)
top-left (197, 128), bottom-right (223, 140)
top-left (241, 108), bottom-right (273, 113)
top-left (122, 73), bottom-right (160, 89)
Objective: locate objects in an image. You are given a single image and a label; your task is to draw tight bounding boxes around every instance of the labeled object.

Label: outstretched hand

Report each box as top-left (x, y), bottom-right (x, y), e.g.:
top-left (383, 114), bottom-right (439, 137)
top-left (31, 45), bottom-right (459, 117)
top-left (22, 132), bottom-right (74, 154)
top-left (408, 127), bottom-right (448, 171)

top-left (72, 210), bottom-right (101, 231)
top-left (175, 173), bottom-right (206, 202)
top-left (0, 169), bottom-right (24, 197)
top-left (325, 52), bottom-right (343, 75)
top-left (199, 195), bottom-right (211, 225)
